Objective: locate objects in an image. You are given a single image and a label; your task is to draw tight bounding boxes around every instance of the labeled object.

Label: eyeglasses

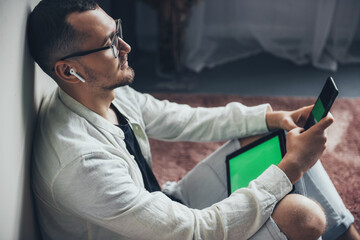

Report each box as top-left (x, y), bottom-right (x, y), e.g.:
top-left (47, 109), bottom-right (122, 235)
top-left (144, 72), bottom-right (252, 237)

top-left (59, 18), bottom-right (123, 61)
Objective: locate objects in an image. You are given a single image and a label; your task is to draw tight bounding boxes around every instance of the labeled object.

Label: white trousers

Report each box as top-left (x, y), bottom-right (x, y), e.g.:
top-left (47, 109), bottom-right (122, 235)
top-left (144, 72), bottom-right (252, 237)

top-left (163, 139), bottom-right (354, 240)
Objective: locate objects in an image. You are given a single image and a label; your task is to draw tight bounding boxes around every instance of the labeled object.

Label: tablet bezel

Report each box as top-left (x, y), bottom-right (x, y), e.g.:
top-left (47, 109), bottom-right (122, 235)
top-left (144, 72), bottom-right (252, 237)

top-left (226, 129), bottom-right (286, 196)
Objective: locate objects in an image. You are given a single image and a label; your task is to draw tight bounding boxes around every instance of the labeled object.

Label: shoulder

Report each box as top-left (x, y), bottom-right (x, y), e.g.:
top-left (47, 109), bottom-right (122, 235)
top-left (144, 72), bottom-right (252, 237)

top-left (34, 88), bottom-right (111, 168)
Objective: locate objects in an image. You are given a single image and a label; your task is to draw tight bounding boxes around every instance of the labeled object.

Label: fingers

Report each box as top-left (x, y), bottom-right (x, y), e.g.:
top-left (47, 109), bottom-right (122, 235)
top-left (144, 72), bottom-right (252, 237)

top-left (310, 113), bottom-right (334, 133)
top-left (297, 105), bottom-right (314, 117)
top-left (293, 105), bottom-right (314, 127)
top-left (288, 127), bottom-right (303, 136)
top-left (282, 117), bottom-right (298, 131)
top-left (285, 106), bottom-right (313, 130)
top-left (302, 105), bottom-right (314, 113)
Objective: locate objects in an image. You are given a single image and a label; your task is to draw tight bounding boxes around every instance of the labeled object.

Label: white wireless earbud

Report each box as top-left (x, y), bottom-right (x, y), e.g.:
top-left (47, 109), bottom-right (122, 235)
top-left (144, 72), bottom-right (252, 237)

top-left (70, 68), bottom-right (86, 83)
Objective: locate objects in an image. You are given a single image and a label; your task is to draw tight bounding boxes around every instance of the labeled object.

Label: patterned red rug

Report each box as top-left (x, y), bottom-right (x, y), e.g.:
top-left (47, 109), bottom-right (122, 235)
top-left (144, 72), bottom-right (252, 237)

top-left (149, 93), bottom-right (360, 231)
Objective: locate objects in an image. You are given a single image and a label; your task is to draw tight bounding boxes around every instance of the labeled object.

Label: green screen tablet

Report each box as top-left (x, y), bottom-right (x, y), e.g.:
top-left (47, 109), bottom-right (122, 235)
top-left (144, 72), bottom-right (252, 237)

top-left (226, 129), bottom-right (286, 195)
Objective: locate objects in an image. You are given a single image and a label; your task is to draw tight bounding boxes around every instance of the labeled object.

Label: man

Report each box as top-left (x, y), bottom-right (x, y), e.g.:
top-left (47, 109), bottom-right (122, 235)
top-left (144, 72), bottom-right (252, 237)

top-left (28, 0), bottom-right (358, 239)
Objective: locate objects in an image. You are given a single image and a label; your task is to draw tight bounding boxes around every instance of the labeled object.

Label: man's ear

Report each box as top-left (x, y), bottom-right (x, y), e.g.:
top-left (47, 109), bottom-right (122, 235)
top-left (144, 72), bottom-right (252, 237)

top-left (54, 61), bottom-right (84, 84)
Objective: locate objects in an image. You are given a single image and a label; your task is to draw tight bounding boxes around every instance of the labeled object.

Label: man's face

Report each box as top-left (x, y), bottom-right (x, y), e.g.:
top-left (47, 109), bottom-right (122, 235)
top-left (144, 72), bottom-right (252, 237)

top-left (66, 7), bottom-right (134, 90)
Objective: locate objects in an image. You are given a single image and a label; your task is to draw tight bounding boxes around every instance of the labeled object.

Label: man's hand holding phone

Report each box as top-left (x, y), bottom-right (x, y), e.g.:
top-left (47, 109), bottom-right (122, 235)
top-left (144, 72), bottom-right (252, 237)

top-left (278, 114), bottom-right (334, 184)
top-left (266, 105), bottom-right (314, 131)
top-left (267, 77), bottom-right (338, 184)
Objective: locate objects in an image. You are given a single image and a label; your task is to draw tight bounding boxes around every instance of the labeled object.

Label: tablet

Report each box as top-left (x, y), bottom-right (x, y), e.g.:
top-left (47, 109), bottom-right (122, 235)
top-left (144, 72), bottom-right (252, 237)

top-left (226, 129), bottom-right (286, 196)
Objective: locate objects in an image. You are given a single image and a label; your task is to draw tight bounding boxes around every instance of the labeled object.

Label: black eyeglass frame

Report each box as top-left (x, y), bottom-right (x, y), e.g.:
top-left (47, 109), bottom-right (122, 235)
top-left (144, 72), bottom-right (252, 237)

top-left (59, 19), bottom-right (123, 61)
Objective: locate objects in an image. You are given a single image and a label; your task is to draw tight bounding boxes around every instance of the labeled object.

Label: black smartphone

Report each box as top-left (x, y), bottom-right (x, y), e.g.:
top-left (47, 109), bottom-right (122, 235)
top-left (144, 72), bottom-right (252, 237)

top-left (303, 77), bottom-right (338, 130)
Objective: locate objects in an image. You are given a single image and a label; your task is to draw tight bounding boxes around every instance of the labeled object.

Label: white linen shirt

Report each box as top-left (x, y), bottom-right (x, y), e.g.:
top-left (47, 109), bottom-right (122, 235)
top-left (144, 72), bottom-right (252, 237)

top-left (32, 86), bottom-right (292, 240)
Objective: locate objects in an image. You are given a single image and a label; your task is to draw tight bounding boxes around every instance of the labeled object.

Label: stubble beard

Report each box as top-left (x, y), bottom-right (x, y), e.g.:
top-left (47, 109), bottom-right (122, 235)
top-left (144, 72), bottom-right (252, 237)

top-left (105, 66), bottom-right (135, 90)
top-left (84, 65), bottom-right (135, 91)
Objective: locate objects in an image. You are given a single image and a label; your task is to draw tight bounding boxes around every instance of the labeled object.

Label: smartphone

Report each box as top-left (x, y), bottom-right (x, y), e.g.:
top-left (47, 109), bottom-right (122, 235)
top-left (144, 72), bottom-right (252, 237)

top-left (303, 77), bottom-right (338, 130)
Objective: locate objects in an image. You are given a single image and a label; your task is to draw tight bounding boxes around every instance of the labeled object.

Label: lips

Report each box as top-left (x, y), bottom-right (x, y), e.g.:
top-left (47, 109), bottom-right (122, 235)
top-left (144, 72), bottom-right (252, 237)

top-left (120, 56), bottom-right (128, 70)
top-left (121, 61), bottom-right (128, 70)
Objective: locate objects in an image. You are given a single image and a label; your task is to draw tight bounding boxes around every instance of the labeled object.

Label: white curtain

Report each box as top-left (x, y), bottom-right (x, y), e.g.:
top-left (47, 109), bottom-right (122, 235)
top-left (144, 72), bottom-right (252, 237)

top-left (182, 0), bottom-right (360, 72)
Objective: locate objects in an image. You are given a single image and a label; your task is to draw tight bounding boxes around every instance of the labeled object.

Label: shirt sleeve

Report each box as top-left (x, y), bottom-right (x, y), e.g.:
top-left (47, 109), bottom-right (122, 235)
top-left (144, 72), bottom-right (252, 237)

top-left (130, 88), bottom-right (271, 142)
top-left (53, 152), bottom-right (292, 240)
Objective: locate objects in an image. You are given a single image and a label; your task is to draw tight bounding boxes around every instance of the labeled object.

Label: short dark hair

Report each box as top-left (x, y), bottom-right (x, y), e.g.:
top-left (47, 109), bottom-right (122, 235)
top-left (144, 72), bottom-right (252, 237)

top-left (27, 0), bottom-right (97, 76)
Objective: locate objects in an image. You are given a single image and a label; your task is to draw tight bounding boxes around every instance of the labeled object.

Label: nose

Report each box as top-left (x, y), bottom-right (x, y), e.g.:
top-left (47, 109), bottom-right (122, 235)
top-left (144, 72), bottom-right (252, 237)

top-left (118, 37), bottom-right (131, 56)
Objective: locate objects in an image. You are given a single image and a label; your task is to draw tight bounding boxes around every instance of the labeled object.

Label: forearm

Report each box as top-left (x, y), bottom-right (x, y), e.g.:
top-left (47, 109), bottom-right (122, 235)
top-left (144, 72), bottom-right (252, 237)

top-left (215, 165), bottom-right (293, 239)
top-left (57, 155), bottom-right (292, 240)
top-left (265, 106), bottom-right (286, 130)
top-left (277, 155), bottom-right (303, 184)
top-left (141, 92), bottom-right (271, 141)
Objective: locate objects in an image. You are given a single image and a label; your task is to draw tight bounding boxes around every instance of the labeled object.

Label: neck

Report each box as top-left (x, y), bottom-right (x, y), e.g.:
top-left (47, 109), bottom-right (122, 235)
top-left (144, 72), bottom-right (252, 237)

top-left (61, 85), bottom-right (116, 120)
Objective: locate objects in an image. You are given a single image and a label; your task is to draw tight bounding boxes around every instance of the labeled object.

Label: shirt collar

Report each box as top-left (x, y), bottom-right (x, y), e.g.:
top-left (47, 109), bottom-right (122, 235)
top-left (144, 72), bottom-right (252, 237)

top-left (58, 87), bottom-right (125, 139)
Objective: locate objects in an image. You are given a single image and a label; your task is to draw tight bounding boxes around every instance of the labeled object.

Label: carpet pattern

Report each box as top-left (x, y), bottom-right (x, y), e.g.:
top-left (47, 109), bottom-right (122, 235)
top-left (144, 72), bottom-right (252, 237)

top-left (149, 93), bottom-right (360, 231)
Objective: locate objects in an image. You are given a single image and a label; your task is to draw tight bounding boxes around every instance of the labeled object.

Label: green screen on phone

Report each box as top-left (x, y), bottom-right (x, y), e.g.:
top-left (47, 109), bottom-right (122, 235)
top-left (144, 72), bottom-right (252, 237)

top-left (228, 135), bottom-right (283, 193)
top-left (312, 98), bottom-right (325, 123)
top-left (304, 77), bottom-right (338, 130)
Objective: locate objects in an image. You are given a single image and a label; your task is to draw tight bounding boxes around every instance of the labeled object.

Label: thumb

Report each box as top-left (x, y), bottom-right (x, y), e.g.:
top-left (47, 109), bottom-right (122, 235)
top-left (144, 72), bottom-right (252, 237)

top-left (289, 126), bottom-right (303, 136)
top-left (300, 105), bottom-right (314, 116)
top-left (310, 113), bottom-right (334, 132)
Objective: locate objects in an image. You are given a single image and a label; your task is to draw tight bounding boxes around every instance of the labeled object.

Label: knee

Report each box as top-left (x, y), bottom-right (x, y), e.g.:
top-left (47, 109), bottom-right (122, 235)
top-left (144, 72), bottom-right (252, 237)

top-left (272, 194), bottom-right (327, 240)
